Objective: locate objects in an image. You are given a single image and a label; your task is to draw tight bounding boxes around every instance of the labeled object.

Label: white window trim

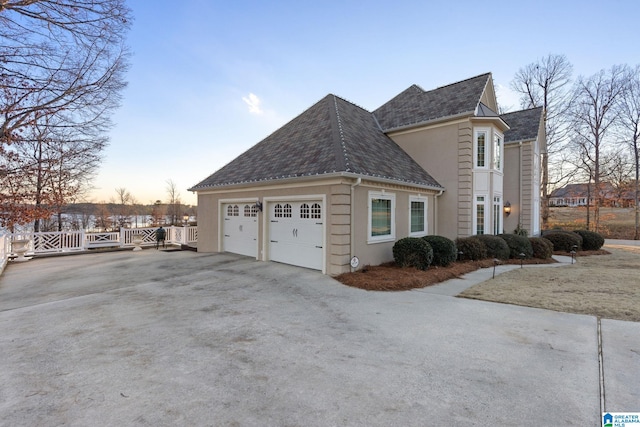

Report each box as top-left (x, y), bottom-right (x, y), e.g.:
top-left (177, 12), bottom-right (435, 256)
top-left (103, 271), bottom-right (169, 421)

top-left (492, 195), bottom-right (502, 235)
top-left (474, 128), bottom-right (490, 169)
top-left (493, 132), bottom-right (504, 172)
top-left (408, 196), bottom-right (428, 237)
top-left (473, 194), bottom-right (488, 235)
top-left (368, 191), bottom-right (396, 244)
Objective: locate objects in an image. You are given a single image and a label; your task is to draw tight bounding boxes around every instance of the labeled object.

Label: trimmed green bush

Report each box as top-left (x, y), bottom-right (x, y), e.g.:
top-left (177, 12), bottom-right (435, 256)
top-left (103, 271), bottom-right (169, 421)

top-left (573, 229), bottom-right (605, 250)
top-left (529, 237), bottom-right (554, 259)
top-left (514, 224), bottom-right (528, 237)
top-left (422, 235), bottom-right (457, 267)
top-left (476, 235), bottom-right (510, 260)
top-left (544, 231), bottom-right (583, 252)
top-left (392, 237), bottom-right (433, 270)
top-left (498, 234), bottom-right (533, 259)
top-left (455, 236), bottom-right (487, 261)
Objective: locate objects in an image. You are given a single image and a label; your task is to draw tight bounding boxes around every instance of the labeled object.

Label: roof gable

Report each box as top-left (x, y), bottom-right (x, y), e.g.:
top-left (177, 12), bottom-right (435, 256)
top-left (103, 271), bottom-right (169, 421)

top-left (190, 95), bottom-right (443, 191)
top-left (501, 107), bottom-right (543, 143)
top-left (373, 73), bottom-right (492, 131)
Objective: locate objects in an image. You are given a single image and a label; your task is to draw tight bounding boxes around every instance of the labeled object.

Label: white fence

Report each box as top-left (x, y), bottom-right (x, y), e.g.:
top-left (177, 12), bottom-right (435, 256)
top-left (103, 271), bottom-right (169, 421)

top-left (1, 226), bottom-right (197, 260)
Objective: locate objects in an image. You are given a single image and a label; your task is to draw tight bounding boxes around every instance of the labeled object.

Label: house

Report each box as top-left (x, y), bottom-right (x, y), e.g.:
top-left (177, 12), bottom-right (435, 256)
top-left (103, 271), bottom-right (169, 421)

top-left (189, 73), bottom-right (544, 275)
top-left (549, 183), bottom-right (595, 207)
top-left (548, 182), bottom-right (636, 207)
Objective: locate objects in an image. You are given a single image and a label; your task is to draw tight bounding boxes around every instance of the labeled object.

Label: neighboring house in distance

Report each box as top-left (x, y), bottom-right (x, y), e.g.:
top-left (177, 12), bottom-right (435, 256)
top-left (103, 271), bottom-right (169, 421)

top-left (549, 184), bottom-right (595, 207)
top-left (189, 73), bottom-right (544, 275)
top-left (549, 182), bottom-right (636, 207)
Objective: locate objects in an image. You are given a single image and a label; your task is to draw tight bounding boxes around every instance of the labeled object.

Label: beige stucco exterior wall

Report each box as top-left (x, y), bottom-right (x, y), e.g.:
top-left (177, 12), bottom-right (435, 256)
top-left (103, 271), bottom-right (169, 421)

top-left (350, 181), bottom-right (438, 268)
top-left (388, 121), bottom-right (466, 240)
top-left (456, 122), bottom-right (473, 237)
top-left (195, 177), bottom-right (438, 275)
top-left (503, 143), bottom-right (521, 234)
top-left (504, 140), bottom-right (539, 236)
top-left (390, 117), bottom-right (509, 238)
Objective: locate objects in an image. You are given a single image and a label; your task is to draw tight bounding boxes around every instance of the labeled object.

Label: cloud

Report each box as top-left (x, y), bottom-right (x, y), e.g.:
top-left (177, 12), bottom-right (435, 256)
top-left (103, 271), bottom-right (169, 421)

top-left (242, 93), bottom-right (263, 114)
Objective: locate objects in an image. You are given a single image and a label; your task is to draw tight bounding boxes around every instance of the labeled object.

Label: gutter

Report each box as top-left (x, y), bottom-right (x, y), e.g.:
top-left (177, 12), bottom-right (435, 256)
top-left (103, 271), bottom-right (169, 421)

top-left (519, 141), bottom-right (523, 229)
top-left (190, 171), bottom-right (444, 194)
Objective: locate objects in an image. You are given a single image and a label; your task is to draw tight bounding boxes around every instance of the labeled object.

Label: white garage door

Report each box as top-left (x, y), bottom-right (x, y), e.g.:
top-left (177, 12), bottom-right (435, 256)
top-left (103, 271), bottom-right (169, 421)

top-left (268, 201), bottom-right (323, 270)
top-left (222, 203), bottom-right (258, 258)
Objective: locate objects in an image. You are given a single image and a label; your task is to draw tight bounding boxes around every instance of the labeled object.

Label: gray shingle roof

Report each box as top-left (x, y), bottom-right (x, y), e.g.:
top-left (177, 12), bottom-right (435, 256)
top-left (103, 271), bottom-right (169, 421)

top-left (372, 73), bottom-right (491, 131)
top-left (501, 107), bottom-right (543, 143)
top-left (189, 95), bottom-right (443, 191)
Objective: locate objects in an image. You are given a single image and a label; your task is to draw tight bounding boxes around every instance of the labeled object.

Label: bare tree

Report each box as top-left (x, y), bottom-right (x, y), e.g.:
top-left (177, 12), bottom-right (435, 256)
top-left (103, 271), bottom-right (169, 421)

top-left (0, 0), bottom-right (131, 143)
top-left (511, 54), bottom-right (574, 228)
top-left (1, 113), bottom-right (104, 231)
top-left (113, 187), bottom-right (131, 229)
top-left (617, 65), bottom-right (640, 238)
top-left (602, 150), bottom-right (634, 207)
top-left (94, 202), bottom-right (111, 232)
top-left (0, 0), bottom-right (130, 228)
top-left (151, 200), bottom-right (165, 227)
top-left (569, 66), bottom-right (627, 232)
top-left (166, 179), bottom-right (182, 226)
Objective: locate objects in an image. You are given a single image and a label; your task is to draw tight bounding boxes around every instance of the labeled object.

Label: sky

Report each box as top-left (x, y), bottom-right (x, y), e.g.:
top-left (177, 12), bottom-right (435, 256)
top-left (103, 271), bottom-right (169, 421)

top-left (94, 0), bottom-right (640, 206)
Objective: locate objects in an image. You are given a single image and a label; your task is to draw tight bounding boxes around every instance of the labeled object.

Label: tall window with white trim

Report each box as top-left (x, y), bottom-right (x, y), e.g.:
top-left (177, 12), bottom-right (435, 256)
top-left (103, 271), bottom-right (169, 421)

top-left (474, 129), bottom-right (488, 168)
top-left (493, 196), bottom-right (502, 235)
top-left (368, 191), bottom-right (395, 243)
top-left (474, 195), bottom-right (486, 235)
top-left (493, 133), bottom-right (502, 171)
top-left (409, 196), bottom-right (427, 236)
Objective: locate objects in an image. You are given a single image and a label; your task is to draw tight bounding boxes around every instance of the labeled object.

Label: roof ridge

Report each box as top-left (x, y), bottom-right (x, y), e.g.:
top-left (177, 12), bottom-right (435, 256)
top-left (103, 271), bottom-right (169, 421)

top-left (329, 95), bottom-right (350, 172)
top-left (434, 72), bottom-right (491, 91)
top-left (501, 106), bottom-right (543, 115)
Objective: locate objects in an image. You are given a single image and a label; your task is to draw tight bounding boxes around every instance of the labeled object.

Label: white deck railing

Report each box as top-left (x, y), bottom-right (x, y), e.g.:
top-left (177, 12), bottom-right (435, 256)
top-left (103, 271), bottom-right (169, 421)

top-left (1, 226), bottom-right (197, 260)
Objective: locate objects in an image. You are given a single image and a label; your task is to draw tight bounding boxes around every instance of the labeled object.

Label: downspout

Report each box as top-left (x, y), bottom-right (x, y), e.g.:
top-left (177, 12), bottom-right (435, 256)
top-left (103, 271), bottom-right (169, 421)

top-left (434, 189), bottom-right (444, 235)
top-left (519, 141), bottom-right (523, 231)
top-left (350, 177), bottom-right (361, 270)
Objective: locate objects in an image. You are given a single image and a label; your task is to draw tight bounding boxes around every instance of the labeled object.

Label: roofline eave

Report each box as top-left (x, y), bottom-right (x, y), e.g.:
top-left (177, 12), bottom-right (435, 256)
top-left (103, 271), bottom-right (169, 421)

top-left (189, 171), bottom-right (444, 194)
top-left (471, 115), bottom-right (510, 131)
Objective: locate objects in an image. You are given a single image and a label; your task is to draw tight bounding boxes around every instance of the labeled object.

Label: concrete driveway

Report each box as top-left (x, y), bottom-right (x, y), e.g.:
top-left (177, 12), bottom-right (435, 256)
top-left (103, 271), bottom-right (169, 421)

top-left (0, 249), bottom-right (637, 426)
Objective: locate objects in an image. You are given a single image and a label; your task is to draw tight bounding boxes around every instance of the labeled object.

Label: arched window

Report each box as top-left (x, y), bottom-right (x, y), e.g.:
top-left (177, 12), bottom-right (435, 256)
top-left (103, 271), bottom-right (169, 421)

top-left (244, 205), bottom-right (251, 217)
top-left (283, 203), bottom-right (292, 218)
top-left (300, 203), bottom-right (310, 219)
top-left (227, 205), bottom-right (233, 216)
top-left (274, 204), bottom-right (283, 218)
top-left (311, 203), bottom-right (321, 219)
top-left (250, 205), bottom-right (258, 217)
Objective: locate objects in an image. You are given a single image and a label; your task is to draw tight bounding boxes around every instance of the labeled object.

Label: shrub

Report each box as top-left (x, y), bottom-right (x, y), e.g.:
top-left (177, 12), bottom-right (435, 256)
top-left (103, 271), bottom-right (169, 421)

top-left (573, 229), bottom-right (605, 250)
top-left (529, 237), bottom-right (554, 259)
top-left (476, 235), bottom-right (510, 260)
top-left (544, 231), bottom-right (583, 252)
top-left (514, 224), bottom-right (528, 237)
top-left (392, 237), bottom-right (433, 270)
top-left (455, 236), bottom-right (487, 261)
top-left (422, 235), bottom-right (457, 267)
top-left (498, 234), bottom-right (533, 259)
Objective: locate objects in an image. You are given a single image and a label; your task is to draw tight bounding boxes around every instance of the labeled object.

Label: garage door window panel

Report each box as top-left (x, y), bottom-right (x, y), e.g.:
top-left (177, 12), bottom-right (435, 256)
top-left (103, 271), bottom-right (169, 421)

top-left (300, 203), bottom-right (310, 219)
